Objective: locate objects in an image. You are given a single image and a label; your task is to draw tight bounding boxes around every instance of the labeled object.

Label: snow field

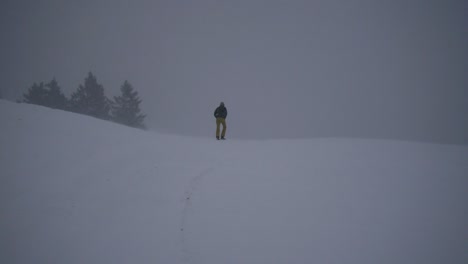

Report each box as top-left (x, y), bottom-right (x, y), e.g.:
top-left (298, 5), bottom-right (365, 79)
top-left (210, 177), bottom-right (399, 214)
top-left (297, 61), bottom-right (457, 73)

top-left (1, 100), bottom-right (467, 264)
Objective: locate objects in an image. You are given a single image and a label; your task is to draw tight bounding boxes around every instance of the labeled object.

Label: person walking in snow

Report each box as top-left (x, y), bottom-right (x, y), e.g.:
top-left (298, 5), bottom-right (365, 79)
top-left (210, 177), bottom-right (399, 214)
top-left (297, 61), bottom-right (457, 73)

top-left (214, 102), bottom-right (227, 140)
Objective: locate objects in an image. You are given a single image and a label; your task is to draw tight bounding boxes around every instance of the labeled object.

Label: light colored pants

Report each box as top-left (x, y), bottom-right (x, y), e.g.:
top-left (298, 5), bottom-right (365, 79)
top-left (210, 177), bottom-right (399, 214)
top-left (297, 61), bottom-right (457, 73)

top-left (216, 118), bottom-right (226, 138)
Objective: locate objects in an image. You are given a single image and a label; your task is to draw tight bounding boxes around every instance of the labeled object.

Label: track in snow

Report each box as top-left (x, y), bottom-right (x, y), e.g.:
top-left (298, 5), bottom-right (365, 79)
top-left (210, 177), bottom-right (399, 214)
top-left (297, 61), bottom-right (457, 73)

top-left (179, 167), bottom-right (214, 264)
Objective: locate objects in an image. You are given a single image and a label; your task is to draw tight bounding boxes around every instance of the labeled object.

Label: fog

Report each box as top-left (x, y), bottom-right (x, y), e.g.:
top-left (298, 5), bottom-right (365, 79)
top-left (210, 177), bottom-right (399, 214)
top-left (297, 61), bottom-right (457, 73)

top-left (1, 0), bottom-right (467, 143)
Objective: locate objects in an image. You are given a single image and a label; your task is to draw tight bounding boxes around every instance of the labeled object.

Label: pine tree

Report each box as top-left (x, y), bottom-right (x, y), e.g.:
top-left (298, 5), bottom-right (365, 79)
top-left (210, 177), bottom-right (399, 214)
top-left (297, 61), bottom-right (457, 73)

top-left (23, 82), bottom-right (48, 106)
top-left (45, 78), bottom-right (68, 110)
top-left (111, 80), bottom-right (146, 128)
top-left (70, 72), bottom-right (110, 120)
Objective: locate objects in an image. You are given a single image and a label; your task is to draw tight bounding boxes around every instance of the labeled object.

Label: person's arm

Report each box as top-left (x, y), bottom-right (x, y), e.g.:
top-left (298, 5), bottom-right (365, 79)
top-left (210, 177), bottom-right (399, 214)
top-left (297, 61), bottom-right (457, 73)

top-left (214, 108), bottom-right (218, 118)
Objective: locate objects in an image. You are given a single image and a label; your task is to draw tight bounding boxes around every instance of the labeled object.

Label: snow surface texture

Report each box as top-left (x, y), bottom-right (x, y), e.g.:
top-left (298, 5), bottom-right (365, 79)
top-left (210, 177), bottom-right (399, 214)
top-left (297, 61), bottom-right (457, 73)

top-left (1, 99), bottom-right (467, 264)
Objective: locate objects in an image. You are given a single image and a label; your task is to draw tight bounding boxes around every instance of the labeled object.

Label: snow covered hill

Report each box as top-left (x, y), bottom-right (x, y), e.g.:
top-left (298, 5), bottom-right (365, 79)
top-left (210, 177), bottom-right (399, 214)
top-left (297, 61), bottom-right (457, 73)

top-left (1, 99), bottom-right (467, 264)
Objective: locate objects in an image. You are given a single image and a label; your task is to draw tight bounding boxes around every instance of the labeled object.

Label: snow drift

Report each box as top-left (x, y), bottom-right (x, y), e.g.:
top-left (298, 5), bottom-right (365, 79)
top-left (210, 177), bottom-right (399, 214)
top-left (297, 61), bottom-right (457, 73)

top-left (1, 99), bottom-right (467, 264)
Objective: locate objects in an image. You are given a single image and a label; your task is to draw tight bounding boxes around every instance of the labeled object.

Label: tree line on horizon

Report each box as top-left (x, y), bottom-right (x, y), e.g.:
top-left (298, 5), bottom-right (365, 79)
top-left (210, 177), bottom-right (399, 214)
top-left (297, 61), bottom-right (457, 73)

top-left (22, 72), bottom-right (146, 129)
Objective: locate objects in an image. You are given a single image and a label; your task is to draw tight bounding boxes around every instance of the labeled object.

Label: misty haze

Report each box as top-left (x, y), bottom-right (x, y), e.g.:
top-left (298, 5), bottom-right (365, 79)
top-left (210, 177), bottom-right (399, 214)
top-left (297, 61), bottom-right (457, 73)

top-left (1, 0), bottom-right (467, 143)
top-left (1, 1), bottom-right (468, 264)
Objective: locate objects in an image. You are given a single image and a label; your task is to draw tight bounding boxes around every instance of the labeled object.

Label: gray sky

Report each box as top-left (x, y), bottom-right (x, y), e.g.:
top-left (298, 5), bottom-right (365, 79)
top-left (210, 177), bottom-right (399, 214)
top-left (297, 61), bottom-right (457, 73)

top-left (1, 0), bottom-right (467, 144)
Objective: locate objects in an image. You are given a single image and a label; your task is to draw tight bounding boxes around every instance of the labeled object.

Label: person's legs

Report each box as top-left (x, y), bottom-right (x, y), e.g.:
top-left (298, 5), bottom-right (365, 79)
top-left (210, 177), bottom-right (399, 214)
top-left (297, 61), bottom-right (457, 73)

top-left (216, 118), bottom-right (221, 139)
top-left (221, 119), bottom-right (227, 138)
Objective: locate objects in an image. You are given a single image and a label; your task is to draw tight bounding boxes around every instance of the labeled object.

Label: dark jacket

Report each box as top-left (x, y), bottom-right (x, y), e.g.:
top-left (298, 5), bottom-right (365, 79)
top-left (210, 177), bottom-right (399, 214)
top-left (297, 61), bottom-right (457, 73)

top-left (214, 105), bottom-right (227, 119)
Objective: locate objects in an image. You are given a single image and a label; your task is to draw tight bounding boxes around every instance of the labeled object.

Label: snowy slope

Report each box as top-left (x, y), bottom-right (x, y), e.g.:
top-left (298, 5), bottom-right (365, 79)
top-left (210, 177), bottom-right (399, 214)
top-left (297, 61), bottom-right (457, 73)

top-left (1, 99), bottom-right (467, 264)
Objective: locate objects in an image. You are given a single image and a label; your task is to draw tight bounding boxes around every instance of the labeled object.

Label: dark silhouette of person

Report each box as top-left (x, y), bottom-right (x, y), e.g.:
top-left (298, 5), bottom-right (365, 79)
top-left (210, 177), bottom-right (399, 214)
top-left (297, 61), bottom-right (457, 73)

top-left (214, 102), bottom-right (227, 140)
